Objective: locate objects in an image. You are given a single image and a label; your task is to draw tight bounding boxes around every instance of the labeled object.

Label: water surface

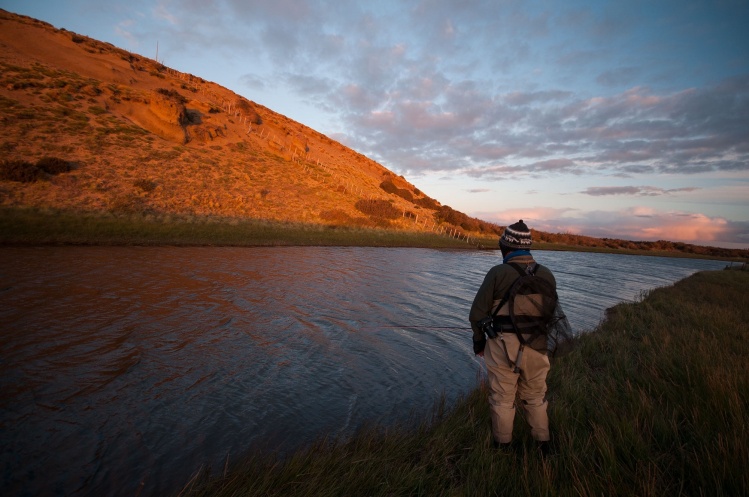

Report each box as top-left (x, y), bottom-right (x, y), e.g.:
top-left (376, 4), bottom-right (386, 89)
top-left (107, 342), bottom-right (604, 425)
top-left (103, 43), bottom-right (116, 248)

top-left (0, 247), bottom-right (725, 496)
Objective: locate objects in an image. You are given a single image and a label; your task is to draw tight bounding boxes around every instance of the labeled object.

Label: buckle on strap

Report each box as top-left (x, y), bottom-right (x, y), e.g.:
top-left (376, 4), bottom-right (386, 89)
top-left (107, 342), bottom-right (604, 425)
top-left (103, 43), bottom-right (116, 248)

top-left (498, 334), bottom-right (525, 374)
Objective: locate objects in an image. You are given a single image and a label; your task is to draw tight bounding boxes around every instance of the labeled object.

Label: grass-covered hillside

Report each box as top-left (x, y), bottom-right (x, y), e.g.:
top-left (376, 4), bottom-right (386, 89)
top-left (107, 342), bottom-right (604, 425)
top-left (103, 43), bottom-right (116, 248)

top-left (0, 9), bottom-right (496, 238)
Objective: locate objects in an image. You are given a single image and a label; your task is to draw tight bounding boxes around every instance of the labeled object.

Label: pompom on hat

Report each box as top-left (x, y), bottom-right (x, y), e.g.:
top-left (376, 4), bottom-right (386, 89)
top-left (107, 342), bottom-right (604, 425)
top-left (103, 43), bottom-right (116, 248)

top-left (499, 219), bottom-right (532, 250)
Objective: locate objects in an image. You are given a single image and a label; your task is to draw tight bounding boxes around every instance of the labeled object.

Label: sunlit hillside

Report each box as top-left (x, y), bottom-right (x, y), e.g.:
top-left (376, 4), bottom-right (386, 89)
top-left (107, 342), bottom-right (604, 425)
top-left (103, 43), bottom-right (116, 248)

top-left (1, 10), bottom-right (747, 260)
top-left (0, 9), bottom-right (503, 238)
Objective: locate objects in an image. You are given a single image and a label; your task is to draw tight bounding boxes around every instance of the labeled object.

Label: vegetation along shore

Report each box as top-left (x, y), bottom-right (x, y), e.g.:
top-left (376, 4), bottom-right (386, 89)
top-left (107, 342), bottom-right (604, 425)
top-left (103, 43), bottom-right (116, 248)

top-left (2, 208), bottom-right (748, 262)
top-left (178, 269), bottom-right (748, 497)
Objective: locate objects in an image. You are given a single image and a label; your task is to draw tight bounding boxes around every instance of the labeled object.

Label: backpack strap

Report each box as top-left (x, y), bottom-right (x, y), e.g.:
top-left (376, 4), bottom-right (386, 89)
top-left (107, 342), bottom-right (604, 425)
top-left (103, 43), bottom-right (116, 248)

top-left (490, 263), bottom-right (538, 319)
top-left (490, 263), bottom-right (538, 374)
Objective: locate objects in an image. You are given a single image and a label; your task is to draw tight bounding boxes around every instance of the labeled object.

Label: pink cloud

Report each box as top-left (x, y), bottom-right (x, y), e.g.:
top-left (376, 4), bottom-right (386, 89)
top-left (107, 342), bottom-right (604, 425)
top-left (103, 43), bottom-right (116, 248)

top-left (635, 213), bottom-right (728, 242)
top-left (471, 206), bottom-right (747, 247)
top-left (472, 207), bottom-right (576, 231)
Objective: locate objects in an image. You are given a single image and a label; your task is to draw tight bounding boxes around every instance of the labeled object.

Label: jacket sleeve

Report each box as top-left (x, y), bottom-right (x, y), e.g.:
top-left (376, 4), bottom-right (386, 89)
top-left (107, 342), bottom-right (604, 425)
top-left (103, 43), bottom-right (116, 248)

top-left (468, 266), bottom-right (500, 342)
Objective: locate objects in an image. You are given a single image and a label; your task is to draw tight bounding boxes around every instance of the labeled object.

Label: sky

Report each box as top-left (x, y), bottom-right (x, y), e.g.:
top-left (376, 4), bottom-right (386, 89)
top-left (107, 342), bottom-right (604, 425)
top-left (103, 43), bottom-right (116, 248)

top-left (3, 0), bottom-right (749, 248)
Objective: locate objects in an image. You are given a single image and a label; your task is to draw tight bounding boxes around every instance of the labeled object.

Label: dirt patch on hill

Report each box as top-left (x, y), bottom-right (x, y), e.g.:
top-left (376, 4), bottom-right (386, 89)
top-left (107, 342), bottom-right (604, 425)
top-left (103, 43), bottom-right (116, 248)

top-left (111, 90), bottom-right (190, 144)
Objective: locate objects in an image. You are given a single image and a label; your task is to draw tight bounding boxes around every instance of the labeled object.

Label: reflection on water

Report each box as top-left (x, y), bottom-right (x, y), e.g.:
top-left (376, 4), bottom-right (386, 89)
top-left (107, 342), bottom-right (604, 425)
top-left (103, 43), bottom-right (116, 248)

top-left (0, 247), bottom-right (725, 496)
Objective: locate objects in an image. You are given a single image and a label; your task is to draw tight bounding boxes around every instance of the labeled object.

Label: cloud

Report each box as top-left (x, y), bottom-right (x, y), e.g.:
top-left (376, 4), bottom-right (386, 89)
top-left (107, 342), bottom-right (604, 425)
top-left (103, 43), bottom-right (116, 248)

top-left (153, 1), bottom-right (178, 25)
top-left (119, 0), bottom-right (748, 184)
top-left (461, 158), bottom-right (582, 180)
top-left (239, 73), bottom-right (268, 91)
top-left (327, 68), bottom-right (748, 185)
top-left (472, 207), bottom-right (578, 231)
top-left (596, 66), bottom-right (640, 87)
top-left (504, 90), bottom-right (574, 106)
top-left (114, 22), bottom-right (139, 47)
top-left (474, 207), bottom-right (749, 246)
top-left (581, 186), bottom-right (700, 197)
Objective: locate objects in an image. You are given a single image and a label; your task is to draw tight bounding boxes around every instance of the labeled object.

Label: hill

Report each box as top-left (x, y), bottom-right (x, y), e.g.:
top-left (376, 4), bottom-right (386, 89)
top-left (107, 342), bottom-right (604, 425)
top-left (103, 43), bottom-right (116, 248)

top-left (0, 10), bottom-right (494, 234)
top-left (0, 9), bottom-right (747, 260)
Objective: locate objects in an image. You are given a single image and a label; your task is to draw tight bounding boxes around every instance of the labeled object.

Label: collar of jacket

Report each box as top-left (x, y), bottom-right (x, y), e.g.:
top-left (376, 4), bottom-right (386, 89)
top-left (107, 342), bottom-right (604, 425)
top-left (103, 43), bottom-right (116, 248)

top-left (503, 250), bottom-right (533, 264)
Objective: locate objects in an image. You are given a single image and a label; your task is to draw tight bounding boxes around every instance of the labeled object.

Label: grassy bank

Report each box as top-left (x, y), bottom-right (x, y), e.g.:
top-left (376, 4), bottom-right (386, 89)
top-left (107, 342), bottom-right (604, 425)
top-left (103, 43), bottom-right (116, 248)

top-left (2, 208), bottom-right (746, 261)
top-left (0, 208), bottom-right (473, 248)
top-left (178, 270), bottom-right (748, 497)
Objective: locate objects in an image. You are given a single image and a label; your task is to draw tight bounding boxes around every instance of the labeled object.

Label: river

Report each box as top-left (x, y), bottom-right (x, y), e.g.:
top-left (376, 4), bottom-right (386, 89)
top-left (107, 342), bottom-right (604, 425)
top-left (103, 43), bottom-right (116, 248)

top-left (0, 246), bottom-right (726, 496)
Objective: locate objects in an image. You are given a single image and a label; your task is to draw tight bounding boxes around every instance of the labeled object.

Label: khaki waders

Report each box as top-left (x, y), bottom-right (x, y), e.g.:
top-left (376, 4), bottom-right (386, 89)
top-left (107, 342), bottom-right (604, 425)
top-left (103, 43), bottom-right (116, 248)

top-left (484, 332), bottom-right (550, 444)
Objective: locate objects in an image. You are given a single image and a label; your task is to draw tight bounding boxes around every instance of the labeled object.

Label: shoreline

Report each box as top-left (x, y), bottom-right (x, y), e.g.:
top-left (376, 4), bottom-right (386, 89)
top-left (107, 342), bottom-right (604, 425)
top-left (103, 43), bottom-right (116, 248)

top-left (178, 269), bottom-right (749, 496)
top-left (1, 208), bottom-right (746, 261)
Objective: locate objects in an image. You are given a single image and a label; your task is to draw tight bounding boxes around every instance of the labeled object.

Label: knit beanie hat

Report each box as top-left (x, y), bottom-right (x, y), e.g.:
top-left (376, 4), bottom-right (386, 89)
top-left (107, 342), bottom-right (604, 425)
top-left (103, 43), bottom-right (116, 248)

top-left (499, 219), bottom-right (532, 250)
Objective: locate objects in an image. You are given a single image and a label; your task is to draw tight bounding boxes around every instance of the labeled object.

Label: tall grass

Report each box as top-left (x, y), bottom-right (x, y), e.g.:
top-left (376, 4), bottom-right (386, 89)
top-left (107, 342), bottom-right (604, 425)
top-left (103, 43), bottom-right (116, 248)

top-left (178, 270), bottom-right (748, 496)
top-left (0, 208), bottom-right (743, 260)
top-left (0, 208), bottom-right (472, 249)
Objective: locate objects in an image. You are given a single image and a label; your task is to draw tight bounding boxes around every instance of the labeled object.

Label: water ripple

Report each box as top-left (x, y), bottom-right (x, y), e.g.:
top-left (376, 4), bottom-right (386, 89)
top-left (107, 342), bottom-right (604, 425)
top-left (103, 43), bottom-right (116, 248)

top-left (0, 246), bottom-right (725, 496)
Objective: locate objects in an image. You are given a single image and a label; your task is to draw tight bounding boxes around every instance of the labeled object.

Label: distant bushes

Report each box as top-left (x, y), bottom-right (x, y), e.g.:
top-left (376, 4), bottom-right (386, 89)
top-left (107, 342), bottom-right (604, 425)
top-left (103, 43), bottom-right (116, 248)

top-left (380, 179), bottom-right (440, 210)
top-left (37, 157), bottom-right (73, 175)
top-left (435, 205), bottom-right (501, 234)
top-left (0, 157), bottom-right (72, 182)
top-left (155, 88), bottom-right (188, 105)
top-left (234, 98), bottom-right (263, 125)
top-left (414, 196), bottom-right (440, 210)
top-left (380, 179), bottom-right (413, 202)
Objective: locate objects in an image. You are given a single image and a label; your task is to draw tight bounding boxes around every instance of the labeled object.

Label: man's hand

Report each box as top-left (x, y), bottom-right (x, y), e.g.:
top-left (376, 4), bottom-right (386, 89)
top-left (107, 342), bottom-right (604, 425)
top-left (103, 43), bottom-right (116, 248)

top-left (473, 337), bottom-right (486, 356)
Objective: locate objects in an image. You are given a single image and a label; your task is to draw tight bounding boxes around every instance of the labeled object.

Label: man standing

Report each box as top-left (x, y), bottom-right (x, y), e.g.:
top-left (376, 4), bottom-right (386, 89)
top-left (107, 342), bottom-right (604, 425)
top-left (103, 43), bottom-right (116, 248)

top-left (469, 220), bottom-right (557, 455)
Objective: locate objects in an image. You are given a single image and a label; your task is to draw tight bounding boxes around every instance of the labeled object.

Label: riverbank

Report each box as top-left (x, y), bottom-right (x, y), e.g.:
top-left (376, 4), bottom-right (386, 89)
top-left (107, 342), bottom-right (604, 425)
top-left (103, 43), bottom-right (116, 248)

top-left (178, 269), bottom-right (748, 496)
top-left (0, 207), bottom-right (472, 249)
top-left (2, 208), bottom-right (746, 261)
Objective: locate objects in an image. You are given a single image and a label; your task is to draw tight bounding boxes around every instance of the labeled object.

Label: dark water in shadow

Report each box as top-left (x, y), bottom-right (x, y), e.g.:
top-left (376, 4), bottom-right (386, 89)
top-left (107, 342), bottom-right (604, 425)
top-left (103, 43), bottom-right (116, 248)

top-left (0, 247), bottom-right (725, 496)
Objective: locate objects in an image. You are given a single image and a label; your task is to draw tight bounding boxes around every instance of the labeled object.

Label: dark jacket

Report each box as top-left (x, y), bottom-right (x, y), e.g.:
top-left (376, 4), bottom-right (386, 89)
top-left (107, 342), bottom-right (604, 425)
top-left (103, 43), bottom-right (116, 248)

top-left (469, 253), bottom-right (556, 352)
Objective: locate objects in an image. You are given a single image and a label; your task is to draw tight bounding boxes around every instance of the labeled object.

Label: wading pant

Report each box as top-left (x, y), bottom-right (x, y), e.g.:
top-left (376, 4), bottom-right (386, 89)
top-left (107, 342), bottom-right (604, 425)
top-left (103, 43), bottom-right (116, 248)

top-left (484, 333), bottom-right (550, 444)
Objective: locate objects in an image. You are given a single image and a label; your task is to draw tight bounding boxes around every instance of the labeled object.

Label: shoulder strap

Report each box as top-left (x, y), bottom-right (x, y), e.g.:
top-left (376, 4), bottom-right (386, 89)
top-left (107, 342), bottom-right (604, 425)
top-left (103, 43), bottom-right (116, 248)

top-left (490, 263), bottom-right (534, 318)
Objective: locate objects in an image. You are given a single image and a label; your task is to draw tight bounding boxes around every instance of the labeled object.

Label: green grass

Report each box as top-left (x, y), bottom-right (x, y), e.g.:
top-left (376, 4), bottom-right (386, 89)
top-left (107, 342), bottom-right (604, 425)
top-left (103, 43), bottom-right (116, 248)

top-left (1, 208), bottom-right (745, 259)
top-left (177, 270), bottom-right (749, 497)
top-left (0, 208), bottom-right (473, 248)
